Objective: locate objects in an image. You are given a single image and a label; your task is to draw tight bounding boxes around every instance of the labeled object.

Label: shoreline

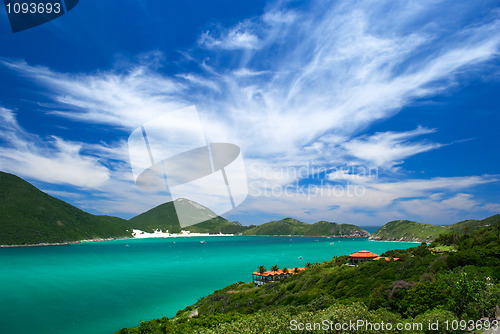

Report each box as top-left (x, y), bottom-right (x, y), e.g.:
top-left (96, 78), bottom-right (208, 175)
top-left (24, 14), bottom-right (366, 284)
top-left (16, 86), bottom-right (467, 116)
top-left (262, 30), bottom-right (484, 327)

top-left (1, 234), bottom-right (424, 248)
top-left (368, 236), bottom-right (428, 243)
top-left (368, 238), bottom-right (422, 244)
top-left (0, 232), bottom-right (237, 248)
top-left (131, 229), bottom-right (235, 239)
top-left (249, 234), bottom-right (370, 238)
top-left (0, 237), bottom-right (132, 248)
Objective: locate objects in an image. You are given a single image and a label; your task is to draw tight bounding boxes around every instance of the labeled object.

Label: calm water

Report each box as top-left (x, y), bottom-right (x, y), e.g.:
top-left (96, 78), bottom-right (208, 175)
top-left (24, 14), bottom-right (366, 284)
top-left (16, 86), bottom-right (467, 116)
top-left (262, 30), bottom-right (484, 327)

top-left (0, 236), bottom-right (418, 334)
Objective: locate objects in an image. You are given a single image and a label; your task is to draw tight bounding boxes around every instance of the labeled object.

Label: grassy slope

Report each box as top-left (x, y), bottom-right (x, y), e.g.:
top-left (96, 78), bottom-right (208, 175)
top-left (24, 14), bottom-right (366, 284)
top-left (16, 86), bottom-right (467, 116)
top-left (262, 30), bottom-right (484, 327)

top-left (449, 214), bottom-right (500, 234)
top-left (371, 215), bottom-right (500, 242)
top-left (305, 220), bottom-right (370, 237)
top-left (242, 218), bottom-right (369, 237)
top-left (128, 201), bottom-right (181, 233)
top-left (187, 219), bottom-right (249, 234)
top-left (242, 218), bottom-right (307, 236)
top-left (0, 172), bottom-right (131, 245)
top-left (370, 220), bottom-right (448, 242)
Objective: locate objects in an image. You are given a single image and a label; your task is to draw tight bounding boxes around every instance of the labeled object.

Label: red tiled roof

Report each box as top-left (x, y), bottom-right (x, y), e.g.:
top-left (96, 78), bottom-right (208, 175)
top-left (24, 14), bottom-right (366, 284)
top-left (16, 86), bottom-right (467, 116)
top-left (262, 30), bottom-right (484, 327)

top-left (349, 250), bottom-right (379, 258)
top-left (373, 256), bottom-right (401, 261)
top-left (252, 267), bottom-right (306, 276)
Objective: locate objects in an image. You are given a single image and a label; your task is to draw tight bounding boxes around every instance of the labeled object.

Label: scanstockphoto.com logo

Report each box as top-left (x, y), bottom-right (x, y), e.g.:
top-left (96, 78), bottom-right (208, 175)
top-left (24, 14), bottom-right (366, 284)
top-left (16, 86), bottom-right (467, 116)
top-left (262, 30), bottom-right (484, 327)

top-left (128, 106), bottom-right (248, 228)
top-left (3, 0), bottom-right (79, 33)
top-left (127, 107), bottom-right (377, 226)
top-left (248, 163), bottom-right (378, 200)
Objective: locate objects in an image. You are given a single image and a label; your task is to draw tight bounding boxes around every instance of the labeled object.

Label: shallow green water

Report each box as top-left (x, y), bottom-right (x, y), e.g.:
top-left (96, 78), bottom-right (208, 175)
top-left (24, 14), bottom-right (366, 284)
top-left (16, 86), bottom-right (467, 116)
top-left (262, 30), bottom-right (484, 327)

top-left (0, 236), bottom-right (418, 334)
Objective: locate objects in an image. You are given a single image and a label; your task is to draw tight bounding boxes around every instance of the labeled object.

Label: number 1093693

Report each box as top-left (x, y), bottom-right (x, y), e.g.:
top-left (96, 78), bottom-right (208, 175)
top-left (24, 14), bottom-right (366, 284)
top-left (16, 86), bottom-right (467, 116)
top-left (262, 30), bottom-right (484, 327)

top-left (5, 2), bottom-right (62, 14)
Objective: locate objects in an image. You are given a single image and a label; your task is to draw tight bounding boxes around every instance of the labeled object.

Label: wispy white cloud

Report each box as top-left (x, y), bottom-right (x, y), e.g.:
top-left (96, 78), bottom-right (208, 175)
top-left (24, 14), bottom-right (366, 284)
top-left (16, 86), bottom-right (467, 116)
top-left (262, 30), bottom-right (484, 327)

top-left (238, 174), bottom-right (499, 225)
top-left (395, 192), bottom-right (496, 223)
top-left (0, 107), bottom-right (173, 217)
top-left (343, 127), bottom-right (442, 168)
top-left (0, 107), bottom-right (110, 188)
top-left (1, 0), bottom-right (499, 223)
top-left (3, 1), bottom-right (499, 160)
top-left (0, 58), bottom-right (185, 130)
top-left (199, 24), bottom-right (260, 50)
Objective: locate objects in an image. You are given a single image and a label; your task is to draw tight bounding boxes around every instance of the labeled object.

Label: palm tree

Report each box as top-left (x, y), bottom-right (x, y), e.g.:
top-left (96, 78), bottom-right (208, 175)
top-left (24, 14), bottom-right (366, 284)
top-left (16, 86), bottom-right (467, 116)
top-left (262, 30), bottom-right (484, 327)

top-left (305, 262), bottom-right (312, 269)
top-left (270, 264), bottom-right (279, 281)
top-left (258, 265), bottom-right (267, 275)
top-left (282, 267), bottom-right (289, 276)
top-left (293, 267), bottom-right (299, 274)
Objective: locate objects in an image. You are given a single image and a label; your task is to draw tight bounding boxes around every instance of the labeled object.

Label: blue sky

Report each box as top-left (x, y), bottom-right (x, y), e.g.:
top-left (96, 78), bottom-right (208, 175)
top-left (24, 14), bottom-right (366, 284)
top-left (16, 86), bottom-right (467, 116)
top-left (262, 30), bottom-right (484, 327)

top-left (0, 0), bottom-right (499, 226)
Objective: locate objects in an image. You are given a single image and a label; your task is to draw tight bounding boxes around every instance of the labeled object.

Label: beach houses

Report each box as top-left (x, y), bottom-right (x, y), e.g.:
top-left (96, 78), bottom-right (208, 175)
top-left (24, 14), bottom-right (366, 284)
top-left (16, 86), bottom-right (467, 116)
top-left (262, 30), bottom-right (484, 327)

top-left (348, 250), bottom-right (401, 265)
top-left (252, 267), bottom-right (306, 286)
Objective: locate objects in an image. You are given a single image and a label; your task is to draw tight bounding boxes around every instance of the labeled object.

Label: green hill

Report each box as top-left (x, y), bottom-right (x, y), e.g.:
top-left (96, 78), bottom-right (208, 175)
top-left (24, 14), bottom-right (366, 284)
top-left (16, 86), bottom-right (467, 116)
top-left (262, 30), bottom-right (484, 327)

top-left (242, 218), bottom-right (369, 237)
top-left (369, 220), bottom-right (448, 242)
top-left (448, 214), bottom-right (500, 234)
top-left (303, 220), bottom-right (370, 237)
top-left (0, 171), bottom-right (131, 245)
top-left (370, 215), bottom-right (500, 242)
top-left (128, 198), bottom-right (249, 234)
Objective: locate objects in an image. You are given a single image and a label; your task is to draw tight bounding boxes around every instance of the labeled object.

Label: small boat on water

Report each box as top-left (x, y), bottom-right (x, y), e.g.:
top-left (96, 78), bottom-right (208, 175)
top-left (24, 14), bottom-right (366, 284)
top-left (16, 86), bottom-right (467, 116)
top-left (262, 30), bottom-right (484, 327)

top-left (330, 242), bottom-right (335, 245)
top-left (200, 240), bottom-right (206, 244)
top-left (298, 256), bottom-right (303, 259)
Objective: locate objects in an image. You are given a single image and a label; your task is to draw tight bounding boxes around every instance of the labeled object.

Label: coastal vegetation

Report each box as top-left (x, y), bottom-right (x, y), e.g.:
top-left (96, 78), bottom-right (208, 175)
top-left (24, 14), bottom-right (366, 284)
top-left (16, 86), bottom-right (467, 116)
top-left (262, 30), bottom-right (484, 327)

top-left (370, 215), bottom-right (499, 242)
top-left (241, 218), bottom-right (369, 238)
top-left (369, 220), bottom-right (448, 242)
top-left (118, 221), bottom-right (500, 333)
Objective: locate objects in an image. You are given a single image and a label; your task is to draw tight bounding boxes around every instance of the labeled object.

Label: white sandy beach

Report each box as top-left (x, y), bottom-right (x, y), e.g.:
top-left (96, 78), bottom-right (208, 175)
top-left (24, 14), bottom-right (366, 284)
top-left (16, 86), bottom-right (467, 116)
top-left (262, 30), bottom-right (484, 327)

top-left (131, 229), bottom-right (234, 238)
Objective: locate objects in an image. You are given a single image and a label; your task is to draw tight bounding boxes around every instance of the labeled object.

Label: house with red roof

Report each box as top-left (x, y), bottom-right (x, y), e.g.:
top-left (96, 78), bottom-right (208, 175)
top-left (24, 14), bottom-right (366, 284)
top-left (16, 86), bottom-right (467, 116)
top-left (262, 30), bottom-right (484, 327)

top-left (373, 256), bottom-right (401, 262)
top-left (348, 250), bottom-right (401, 266)
top-left (348, 250), bottom-right (379, 265)
top-left (252, 267), bottom-right (306, 286)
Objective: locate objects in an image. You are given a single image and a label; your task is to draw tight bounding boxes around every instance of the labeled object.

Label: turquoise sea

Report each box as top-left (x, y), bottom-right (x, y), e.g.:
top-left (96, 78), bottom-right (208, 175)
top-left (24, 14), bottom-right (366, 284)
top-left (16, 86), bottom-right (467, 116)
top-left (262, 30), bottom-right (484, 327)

top-left (0, 236), bottom-right (418, 334)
